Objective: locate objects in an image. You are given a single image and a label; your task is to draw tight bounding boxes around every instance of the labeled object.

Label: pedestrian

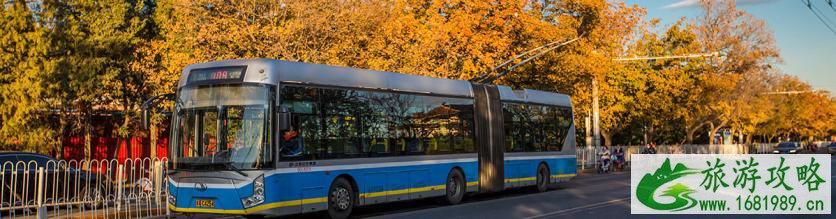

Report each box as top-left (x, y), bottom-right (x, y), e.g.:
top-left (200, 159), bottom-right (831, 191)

top-left (650, 142), bottom-right (657, 154)
top-left (643, 142), bottom-right (656, 154)
top-left (615, 148), bottom-right (625, 170)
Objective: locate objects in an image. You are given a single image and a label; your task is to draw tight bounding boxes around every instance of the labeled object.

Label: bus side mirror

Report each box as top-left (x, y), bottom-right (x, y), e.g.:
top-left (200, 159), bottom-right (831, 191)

top-left (278, 106), bottom-right (291, 131)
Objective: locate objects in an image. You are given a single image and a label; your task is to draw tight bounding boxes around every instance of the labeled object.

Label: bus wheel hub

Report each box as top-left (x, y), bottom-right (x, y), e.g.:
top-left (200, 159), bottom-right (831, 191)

top-left (448, 177), bottom-right (459, 196)
top-left (333, 187), bottom-right (350, 210)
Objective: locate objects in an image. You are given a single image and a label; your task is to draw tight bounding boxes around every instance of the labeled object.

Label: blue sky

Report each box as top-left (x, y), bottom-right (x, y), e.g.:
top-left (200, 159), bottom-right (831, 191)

top-left (622, 0), bottom-right (835, 93)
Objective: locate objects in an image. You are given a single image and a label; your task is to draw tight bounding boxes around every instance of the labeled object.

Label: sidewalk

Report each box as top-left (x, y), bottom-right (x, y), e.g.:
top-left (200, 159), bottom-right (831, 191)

top-left (25, 205), bottom-right (169, 219)
top-left (578, 164), bottom-right (631, 175)
top-left (56, 208), bottom-right (168, 219)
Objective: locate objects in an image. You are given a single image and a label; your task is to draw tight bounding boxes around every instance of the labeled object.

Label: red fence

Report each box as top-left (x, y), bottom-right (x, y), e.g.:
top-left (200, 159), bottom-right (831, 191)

top-left (62, 136), bottom-right (169, 162)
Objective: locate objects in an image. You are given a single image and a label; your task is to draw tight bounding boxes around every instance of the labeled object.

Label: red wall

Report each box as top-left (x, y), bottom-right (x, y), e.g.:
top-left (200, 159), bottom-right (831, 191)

top-left (62, 136), bottom-right (169, 162)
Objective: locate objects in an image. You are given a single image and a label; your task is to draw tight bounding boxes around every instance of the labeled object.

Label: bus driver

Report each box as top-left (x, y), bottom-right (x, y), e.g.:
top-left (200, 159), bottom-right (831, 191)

top-left (281, 127), bottom-right (304, 157)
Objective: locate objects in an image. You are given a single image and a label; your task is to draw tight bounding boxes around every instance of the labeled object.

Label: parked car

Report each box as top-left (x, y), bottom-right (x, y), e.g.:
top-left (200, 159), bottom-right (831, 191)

top-left (828, 142), bottom-right (836, 155)
top-left (772, 142), bottom-right (800, 154)
top-left (0, 152), bottom-right (106, 211)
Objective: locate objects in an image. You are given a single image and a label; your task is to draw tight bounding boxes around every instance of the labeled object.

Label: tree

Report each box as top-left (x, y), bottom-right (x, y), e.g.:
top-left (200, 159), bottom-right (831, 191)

top-left (0, 0), bottom-right (57, 154)
top-left (758, 75), bottom-right (835, 142)
top-left (4, 0), bottom-right (158, 160)
top-left (2, 0), bottom-right (832, 156)
top-left (690, 0), bottom-right (780, 144)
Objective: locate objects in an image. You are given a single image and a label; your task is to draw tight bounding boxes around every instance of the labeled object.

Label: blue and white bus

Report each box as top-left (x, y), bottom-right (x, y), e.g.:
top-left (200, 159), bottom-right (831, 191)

top-left (149, 59), bottom-right (577, 218)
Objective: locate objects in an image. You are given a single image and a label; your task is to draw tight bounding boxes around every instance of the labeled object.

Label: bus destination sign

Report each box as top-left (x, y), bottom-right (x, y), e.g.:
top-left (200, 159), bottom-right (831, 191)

top-left (188, 66), bottom-right (247, 83)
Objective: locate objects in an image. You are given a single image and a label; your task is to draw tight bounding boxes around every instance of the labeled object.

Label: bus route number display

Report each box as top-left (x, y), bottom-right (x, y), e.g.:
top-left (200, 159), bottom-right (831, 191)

top-left (187, 66), bottom-right (246, 83)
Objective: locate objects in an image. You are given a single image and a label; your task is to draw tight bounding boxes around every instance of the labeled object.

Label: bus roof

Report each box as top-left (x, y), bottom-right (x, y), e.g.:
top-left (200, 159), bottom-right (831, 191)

top-left (497, 86), bottom-right (572, 108)
top-left (179, 59), bottom-right (571, 107)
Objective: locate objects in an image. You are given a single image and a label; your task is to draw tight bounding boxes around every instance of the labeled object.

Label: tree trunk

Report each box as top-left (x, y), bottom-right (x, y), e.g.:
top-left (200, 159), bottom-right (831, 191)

top-left (150, 122), bottom-right (157, 159)
top-left (84, 118), bottom-right (92, 162)
top-left (686, 122), bottom-right (709, 144)
top-left (686, 129), bottom-right (695, 144)
top-left (601, 131), bottom-right (612, 146)
top-left (708, 121), bottom-right (727, 146)
top-left (120, 83), bottom-right (133, 160)
top-left (56, 110), bottom-right (66, 160)
top-left (125, 117), bottom-right (132, 161)
top-left (708, 122), bottom-right (715, 145)
top-left (126, 133), bottom-right (133, 161)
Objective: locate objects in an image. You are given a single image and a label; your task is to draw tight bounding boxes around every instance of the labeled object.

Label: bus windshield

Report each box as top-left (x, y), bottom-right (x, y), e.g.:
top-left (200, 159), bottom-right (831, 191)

top-left (171, 84), bottom-right (274, 170)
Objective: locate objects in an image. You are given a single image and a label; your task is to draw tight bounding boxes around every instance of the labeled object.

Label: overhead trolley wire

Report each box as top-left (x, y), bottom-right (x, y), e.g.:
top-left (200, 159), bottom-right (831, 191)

top-left (802, 0), bottom-right (836, 36)
top-left (470, 32), bottom-right (586, 84)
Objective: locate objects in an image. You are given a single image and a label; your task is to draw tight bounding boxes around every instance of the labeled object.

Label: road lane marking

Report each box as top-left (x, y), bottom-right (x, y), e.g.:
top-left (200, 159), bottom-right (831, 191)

top-left (522, 197), bottom-right (630, 219)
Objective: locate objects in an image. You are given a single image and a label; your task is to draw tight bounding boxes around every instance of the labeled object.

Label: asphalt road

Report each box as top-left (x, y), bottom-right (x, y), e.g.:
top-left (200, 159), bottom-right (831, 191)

top-left (357, 157), bottom-right (836, 219)
top-left (180, 155), bottom-right (835, 219)
top-left (358, 156), bottom-right (836, 219)
top-left (363, 172), bottom-right (632, 219)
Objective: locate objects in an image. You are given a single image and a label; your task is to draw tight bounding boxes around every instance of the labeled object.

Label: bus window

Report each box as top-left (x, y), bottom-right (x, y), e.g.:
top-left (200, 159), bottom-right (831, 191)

top-left (226, 106), bottom-right (268, 168)
top-left (503, 103), bottom-right (526, 152)
top-left (171, 84), bottom-right (274, 170)
top-left (502, 103), bottom-right (571, 152)
top-left (202, 111), bottom-right (219, 155)
top-left (280, 85), bottom-right (320, 161)
top-left (359, 92), bottom-right (392, 156)
top-left (176, 111), bottom-right (193, 160)
top-left (279, 84), bottom-right (476, 160)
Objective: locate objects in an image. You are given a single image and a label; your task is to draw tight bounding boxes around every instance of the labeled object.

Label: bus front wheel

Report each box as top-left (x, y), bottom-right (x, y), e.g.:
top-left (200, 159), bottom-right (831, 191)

top-left (444, 169), bottom-right (465, 205)
top-left (328, 177), bottom-right (355, 219)
top-left (536, 163), bottom-right (550, 193)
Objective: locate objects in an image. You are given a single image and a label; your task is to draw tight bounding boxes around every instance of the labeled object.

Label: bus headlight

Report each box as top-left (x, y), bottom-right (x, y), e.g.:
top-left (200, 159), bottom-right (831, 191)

top-left (168, 194), bottom-right (176, 205)
top-left (241, 175), bottom-right (265, 208)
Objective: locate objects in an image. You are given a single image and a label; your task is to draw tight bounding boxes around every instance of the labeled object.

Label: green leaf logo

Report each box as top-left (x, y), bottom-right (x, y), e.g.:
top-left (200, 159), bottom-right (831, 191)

top-left (636, 158), bottom-right (701, 211)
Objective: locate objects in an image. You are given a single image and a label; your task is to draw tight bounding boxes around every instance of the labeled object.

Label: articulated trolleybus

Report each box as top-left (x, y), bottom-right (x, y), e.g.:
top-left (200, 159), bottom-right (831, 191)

top-left (152, 59), bottom-right (577, 218)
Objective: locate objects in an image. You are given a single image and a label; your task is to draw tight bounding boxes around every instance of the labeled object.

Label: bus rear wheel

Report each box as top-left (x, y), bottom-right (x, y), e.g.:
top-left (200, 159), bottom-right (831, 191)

top-left (536, 164), bottom-right (549, 193)
top-left (444, 169), bottom-right (465, 205)
top-left (327, 177), bottom-right (354, 219)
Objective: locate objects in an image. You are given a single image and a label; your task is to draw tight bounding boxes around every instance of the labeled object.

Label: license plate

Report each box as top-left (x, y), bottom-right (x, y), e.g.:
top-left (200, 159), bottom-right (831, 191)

top-left (195, 199), bottom-right (215, 208)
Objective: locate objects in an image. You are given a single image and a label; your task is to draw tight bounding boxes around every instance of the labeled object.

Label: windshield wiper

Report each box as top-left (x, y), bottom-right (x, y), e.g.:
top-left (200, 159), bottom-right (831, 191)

top-left (222, 162), bottom-right (249, 177)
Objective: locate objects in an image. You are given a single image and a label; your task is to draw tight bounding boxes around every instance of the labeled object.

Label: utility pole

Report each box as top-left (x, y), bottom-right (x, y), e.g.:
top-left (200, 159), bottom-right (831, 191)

top-left (592, 78), bottom-right (601, 148)
top-left (585, 111), bottom-right (592, 147)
